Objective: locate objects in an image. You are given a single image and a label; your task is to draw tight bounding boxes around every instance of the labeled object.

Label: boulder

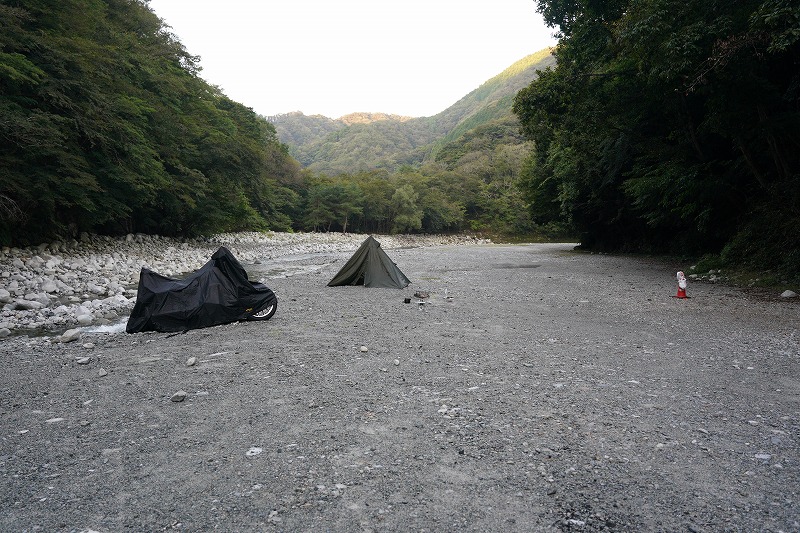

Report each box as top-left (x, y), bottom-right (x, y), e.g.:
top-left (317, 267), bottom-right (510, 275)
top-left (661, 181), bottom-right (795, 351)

top-left (14, 299), bottom-right (43, 310)
top-left (59, 328), bottom-right (81, 343)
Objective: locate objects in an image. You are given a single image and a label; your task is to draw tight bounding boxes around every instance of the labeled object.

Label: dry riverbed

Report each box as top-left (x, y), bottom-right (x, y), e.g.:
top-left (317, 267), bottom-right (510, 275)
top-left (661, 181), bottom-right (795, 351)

top-left (1, 242), bottom-right (798, 532)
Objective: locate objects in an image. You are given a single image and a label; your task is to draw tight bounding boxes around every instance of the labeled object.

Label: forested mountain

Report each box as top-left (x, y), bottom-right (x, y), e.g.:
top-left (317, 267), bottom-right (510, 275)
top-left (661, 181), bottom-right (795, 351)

top-left (267, 112), bottom-right (414, 149)
top-left (0, 0), bottom-right (301, 246)
top-left (513, 1), bottom-right (800, 276)
top-left (261, 50), bottom-right (559, 238)
top-left (271, 50), bottom-right (555, 175)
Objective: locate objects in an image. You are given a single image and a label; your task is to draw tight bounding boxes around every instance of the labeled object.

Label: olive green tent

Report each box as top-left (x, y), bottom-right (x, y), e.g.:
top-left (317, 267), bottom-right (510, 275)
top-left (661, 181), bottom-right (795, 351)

top-left (328, 236), bottom-right (410, 289)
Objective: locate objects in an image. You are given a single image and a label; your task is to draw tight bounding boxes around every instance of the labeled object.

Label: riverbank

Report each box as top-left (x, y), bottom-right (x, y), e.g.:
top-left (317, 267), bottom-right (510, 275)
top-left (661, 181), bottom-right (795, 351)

top-left (0, 232), bottom-right (489, 336)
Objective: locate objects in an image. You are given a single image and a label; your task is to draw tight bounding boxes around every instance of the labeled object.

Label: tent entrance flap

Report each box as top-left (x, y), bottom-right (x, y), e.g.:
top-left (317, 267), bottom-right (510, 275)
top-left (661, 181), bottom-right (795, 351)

top-left (327, 236), bottom-right (410, 289)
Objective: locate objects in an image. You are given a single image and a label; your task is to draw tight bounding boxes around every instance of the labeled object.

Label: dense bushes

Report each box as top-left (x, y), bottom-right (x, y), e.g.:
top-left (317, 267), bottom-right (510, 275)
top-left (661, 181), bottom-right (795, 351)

top-left (513, 0), bottom-right (800, 275)
top-left (0, 0), bottom-right (300, 245)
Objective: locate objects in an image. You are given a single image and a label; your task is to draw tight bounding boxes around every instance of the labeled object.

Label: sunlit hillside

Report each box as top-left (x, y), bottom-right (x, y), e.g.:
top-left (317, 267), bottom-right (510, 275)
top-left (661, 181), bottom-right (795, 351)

top-left (270, 49), bottom-right (555, 175)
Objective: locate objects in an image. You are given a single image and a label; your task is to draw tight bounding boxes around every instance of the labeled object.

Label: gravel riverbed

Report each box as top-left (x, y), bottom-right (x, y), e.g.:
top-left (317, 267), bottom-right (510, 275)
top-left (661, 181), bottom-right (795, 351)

top-left (0, 238), bottom-right (798, 532)
top-left (0, 232), bottom-right (485, 335)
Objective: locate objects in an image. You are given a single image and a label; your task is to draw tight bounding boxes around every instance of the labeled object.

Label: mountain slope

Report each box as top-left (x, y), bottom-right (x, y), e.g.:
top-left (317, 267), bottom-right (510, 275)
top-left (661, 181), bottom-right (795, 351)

top-left (271, 49), bottom-right (555, 175)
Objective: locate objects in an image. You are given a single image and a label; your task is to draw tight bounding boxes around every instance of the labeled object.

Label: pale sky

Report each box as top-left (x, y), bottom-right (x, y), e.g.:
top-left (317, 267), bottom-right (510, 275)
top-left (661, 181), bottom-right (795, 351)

top-left (146, 0), bottom-right (557, 119)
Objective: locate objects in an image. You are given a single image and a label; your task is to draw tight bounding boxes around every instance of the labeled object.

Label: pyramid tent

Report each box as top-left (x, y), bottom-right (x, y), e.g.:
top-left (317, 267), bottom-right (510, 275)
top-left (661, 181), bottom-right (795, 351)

top-left (328, 236), bottom-right (410, 289)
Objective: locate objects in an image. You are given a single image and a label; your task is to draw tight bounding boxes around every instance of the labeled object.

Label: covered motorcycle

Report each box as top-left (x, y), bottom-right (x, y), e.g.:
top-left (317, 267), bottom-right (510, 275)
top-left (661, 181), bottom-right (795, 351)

top-left (126, 246), bottom-right (277, 333)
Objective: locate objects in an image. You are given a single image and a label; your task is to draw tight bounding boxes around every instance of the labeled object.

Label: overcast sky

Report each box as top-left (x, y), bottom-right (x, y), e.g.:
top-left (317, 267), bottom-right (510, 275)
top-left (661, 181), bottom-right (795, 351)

top-left (146, 0), bottom-right (557, 119)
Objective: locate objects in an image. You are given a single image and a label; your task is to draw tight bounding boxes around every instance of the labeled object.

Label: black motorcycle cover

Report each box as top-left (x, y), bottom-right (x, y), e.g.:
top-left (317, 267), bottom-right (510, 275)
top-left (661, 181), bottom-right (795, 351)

top-left (126, 246), bottom-right (276, 333)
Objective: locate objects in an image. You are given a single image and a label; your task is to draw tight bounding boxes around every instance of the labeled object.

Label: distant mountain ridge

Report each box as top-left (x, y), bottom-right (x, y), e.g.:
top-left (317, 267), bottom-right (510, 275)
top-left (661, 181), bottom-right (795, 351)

top-left (270, 49), bottom-right (555, 175)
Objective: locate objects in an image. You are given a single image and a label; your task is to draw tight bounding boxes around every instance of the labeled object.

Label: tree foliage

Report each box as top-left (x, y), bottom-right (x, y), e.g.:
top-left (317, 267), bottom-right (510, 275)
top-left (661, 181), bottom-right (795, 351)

top-left (514, 0), bottom-right (800, 273)
top-left (0, 0), bottom-right (300, 245)
top-left (285, 116), bottom-right (542, 238)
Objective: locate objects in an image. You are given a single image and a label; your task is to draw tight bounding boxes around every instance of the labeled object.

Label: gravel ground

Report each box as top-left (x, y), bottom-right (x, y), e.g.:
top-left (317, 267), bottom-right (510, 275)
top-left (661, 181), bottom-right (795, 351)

top-left (0, 242), bottom-right (798, 532)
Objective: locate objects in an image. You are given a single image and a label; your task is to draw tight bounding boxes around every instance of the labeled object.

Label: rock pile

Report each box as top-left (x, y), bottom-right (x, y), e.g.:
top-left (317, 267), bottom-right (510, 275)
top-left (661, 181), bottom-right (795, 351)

top-left (0, 231), bottom-right (489, 336)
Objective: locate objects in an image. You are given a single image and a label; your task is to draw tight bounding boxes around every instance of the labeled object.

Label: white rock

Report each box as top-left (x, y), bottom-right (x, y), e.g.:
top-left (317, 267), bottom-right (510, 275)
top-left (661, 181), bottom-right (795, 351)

top-left (186, 357), bottom-right (197, 367)
top-left (41, 281), bottom-right (58, 293)
top-left (781, 290), bottom-right (797, 298)
top-left (87, 283), bottom-right (105, 295)
top-left (246, 447), bottom-right (263, 457)
top-left (77, 314), bottom-right (93, 326)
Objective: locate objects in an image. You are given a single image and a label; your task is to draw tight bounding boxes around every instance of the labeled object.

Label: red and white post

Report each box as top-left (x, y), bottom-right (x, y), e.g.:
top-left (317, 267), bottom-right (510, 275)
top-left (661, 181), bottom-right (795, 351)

top-left (674, 271), bottom-right (688, 299)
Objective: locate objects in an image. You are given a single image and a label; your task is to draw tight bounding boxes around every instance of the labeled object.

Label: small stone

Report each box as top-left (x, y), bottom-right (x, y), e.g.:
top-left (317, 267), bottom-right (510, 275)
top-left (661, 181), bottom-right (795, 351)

top-left (41, 281), bottom-right (58, 293)
top-left (76, 314), bottom-right (93, 326)
top-left (246, 447), bottom-right (263, 457)
top-left (170, 390), bottom-right (187, 402)
top-left (186, 356), bottom-right (197, 367)
top-left (98, 368), bottom-right (108, 377)
top-left (781, 290), bottom-right (797, 298)
top-left (76, 357), bottom-right (91, 365)
top-left (82, 343), bottom-right (94, 349)
top-left (60, 328), bottom-right (81, 343)
top-left (360, 346), bottom-right (368, 352)
top-left (393, 359), bottom-right (400, 366)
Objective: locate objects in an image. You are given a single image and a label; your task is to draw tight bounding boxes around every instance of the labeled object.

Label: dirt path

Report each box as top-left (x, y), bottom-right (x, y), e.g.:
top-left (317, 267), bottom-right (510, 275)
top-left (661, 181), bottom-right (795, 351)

top-left (1, 243), bottom-right (798, 532)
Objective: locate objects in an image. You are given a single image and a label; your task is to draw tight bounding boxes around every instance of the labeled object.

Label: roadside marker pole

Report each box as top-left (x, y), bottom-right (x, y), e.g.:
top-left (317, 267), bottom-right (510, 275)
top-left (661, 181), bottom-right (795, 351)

top-left (674, 271), bottom-right (689, 299)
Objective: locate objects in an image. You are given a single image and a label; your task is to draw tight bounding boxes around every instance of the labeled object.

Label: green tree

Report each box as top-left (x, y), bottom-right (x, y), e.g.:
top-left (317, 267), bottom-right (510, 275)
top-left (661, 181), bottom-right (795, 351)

top-left (390, 184), bottom-right (423, 233)
top-left (0, 0), bottom-right (301, 245)
top-left (300, 177), bottom-right (363, 232)
top-left (514, 0), bottom-right (800, 271)
top-left (351, 171), bottom-right (394, 233)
